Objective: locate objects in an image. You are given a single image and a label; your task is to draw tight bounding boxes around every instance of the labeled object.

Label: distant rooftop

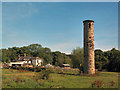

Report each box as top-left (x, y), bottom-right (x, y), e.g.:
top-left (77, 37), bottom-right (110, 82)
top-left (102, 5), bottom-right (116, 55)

top-left (62, 64), bottom-right (70, 66)
top-left (83, 20), bottom-right (94, 23)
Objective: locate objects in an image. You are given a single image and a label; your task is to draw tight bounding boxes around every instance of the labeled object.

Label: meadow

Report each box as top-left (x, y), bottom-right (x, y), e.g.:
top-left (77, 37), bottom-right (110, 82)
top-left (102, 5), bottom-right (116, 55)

top-left (2, 68), bottom-right (119, 88)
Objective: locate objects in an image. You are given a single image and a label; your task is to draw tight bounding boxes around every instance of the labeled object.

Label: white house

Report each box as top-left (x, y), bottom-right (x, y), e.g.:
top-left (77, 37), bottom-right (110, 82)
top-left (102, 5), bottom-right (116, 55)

top-left (6, 61), bottom-right (27, 67)
top-left (7, 53), bottom-right (43, 67)
top-left (31, 57), bottom-right (43, 66)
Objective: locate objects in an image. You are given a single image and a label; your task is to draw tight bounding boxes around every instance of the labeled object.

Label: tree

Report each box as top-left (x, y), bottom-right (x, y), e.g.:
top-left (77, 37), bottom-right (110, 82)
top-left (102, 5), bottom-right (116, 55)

top-left (64, 55), bottom-right (72, 65)
top-left (0, 49), bottom-right (2, 62)
top-left (1, 43), bottom-right (120, 72)
top-left (42, 53), bottom-right (53, 65)
top-left (52, 51), bottom-right (71, 66)
top-left (95, 49), bottom-right (109, 70)
top-left (52, 51), bottom-right (64, 66)
top-left (105, 48), bottom-right (120, 72)
top-left (70, 47), bottom-right (83, 68)
top-left (27, 44), bottom-right (42, 52)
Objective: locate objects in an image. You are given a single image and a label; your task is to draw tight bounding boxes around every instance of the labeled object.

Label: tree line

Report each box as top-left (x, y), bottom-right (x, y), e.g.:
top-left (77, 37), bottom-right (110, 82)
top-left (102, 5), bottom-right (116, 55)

top-left (1, 44), bottom-right (71, 66)
top-left (0, 44), bottom-right (120, 72)
top-left (70, 47), bottom-right (120, 72)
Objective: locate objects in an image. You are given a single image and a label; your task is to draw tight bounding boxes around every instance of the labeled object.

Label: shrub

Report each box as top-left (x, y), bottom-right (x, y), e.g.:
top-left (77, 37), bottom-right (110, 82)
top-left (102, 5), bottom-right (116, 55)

top-left (19, 67), bottom-right (22, 70)
top-left (35, 69), bottom-right (51, 80)
top-left (35, 78), bottom-right (39, 82)
top-left (41, 69), bottom-right (51, 80)
top-left (16, 77), bottom-right (21, 83)
top-left (54, 66), bottom-right (63, 74)
top-left (11, 70), bottom-right (13, 72)
top-left (91, 80), bottom-right (104, 88)
top-left (109, 81), bottom-right (115, 86)
top-left (95, 71), bottom-right (99, 76)
top-left (79, 71), bottom-right (83, 76)
top-left (35, 66), bottom-right (42, 72)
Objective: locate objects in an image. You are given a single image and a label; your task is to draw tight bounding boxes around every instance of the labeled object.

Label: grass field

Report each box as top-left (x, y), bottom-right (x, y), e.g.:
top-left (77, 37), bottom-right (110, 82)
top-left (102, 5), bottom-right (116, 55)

top-left (2, 68), bottom-right (119, 88)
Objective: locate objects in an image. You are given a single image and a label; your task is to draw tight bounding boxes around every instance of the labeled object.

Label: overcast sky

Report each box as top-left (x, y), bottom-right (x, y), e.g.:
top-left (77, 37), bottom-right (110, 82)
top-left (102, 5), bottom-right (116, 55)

top-left (2, 2), bottom-right (118, 54)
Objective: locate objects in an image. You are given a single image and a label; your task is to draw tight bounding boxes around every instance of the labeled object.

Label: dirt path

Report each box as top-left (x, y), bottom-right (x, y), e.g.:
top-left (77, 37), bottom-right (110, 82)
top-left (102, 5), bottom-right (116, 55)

top-left (3, 73), bottom-right (35, 76)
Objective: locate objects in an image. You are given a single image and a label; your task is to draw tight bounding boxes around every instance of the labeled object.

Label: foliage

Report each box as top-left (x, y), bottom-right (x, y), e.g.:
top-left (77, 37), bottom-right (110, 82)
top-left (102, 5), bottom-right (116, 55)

top-left (1, 44), bottom-right (71, 66)
top-left (95, 49), bottom-right (109, 70)
top-left (1, 43), bottom-right (120, 72)
top-left (52, 51), bottom-right (71, 66)
top-left (70, 47), bottom-right (83, 68)
top-left (105, 48), bottom-right (120, 72)
top-left (91, 80), bottom-right (104, 88)
top-left (95, 48), bottom-right (120, 72)
top-left (35, 69), bottom-right (51, 80)
top-left (52, 66), bottom-right (63, 74)
top-left (10, 66), bottom-right (42, 72)
top-left (33, 66), bottom-right (42, 72)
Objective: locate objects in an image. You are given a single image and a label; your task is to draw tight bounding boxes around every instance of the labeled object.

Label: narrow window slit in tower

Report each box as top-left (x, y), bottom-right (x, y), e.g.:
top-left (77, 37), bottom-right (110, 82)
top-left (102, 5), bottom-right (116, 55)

top-left (90, 44), bottom-right (92, 47)
top-left (89, 23), bottom-right (91, 28)
top-left (89, 40), bottom-right (92, 43)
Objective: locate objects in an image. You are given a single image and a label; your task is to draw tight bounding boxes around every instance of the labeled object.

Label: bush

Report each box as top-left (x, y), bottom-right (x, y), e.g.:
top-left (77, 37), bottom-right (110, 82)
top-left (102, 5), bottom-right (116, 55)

top-left (35, 69), bottom-right (51, 80)
top-left (53, 66), bottom-right (63, 74)
top-left (109, 81), bottom-right (115, 86)
top-left (34, 66), bottom-right (42, 72)
top-left (91, 80), bottom-right (104, 88)
top-left (16, 77), bottom-right (21, 83)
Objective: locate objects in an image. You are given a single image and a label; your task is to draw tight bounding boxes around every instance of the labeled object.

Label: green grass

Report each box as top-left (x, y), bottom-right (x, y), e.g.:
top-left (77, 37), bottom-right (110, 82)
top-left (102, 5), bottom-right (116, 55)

top-left (2, 68), bottom-right (119, 88)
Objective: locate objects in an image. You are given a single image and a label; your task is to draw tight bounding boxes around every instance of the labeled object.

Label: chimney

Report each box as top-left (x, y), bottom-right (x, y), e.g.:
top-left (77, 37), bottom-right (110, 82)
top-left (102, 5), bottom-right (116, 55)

top-left (24, 53), bottom-right (26, 57)
top-left (18, 55), bottom-right (20, 60)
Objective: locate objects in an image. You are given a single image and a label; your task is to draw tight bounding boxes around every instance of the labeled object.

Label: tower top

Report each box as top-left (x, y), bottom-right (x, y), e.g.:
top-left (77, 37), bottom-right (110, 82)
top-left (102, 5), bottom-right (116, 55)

top-left (83, 20), bottom-right (94, 23)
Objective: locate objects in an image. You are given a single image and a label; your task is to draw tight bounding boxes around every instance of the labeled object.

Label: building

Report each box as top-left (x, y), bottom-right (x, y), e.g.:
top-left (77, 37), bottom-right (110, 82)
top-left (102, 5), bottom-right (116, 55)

top-left (83, 20), bottom-right (95, 74)
top-left (44, 64), bottom-right (54, 68)
top-left (61, 64), bottom-right (71, 69)
top-left (7, 61), bottom-right (26, 67)
top-left (31, 57), bottom-right (43, 66)
top-left (7, 53), bottom-right (43, 67)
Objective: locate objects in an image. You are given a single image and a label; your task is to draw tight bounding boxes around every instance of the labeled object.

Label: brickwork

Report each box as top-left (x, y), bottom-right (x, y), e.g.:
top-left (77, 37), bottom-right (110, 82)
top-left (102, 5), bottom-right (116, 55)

top-left (83, 20), bottom-right (95, 74)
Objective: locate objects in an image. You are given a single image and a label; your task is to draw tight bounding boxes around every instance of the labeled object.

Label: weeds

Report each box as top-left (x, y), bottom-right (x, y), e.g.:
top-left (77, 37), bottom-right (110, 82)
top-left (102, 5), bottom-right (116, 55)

top-left (2, 68), bottom-right (118, 88)
top-left (110, 81), bottom-right (115, 86)
top-left (91, 80), bottom-right (104, 88)
top-left (35, 69), bottom-right (51, 80)
top-left (15, 77), bottom-right (25, 83)
top-left (16, 77), bottom-right (21, 83)
top-left (53, 67), bottom-right (63, 74)
top-left (35, 78), bottom-right (39, 82)
top-left (50, 85), bottom-right (64, 88)
top-left (61, 74), bottom-right (66, 76)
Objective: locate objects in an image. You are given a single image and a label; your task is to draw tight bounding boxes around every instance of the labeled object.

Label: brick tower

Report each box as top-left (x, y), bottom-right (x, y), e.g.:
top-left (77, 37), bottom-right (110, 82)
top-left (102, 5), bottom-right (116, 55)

top-left (83, 20), bottom-right (95, 74)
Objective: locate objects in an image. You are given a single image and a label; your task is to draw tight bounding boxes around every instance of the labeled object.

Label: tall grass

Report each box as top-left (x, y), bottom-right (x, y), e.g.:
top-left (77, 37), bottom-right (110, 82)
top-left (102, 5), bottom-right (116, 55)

top-left (2, 69), bottom-right (118, 88)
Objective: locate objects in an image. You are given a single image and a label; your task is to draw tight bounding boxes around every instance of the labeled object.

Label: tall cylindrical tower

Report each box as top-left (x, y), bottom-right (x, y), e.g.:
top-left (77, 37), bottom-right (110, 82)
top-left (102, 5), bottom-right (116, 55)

top-left (83, 20), bottom-right (95, 74)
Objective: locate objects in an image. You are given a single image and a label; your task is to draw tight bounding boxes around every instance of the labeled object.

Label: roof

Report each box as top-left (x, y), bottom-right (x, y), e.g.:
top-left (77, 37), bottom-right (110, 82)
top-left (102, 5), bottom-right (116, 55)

top-left (18, 56), bottom-right (31, 61)
top-left (10, 61), bottom-right (24, 64)
top-left (62, 64), bottom-right (70, 66)
top-left (31, 57), bottom-right (41, 60)
top-left (83, 20), bottom-right (94, 23)
top-left (17, 55), bottom-right (42, 61)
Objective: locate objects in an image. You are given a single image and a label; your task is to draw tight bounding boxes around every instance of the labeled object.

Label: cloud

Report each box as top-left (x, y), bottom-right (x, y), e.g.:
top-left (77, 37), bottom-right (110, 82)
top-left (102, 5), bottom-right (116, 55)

top-left (94, 41), bottom-right (118, 51)
top-left (49, 41), bottom-right (81, 54)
